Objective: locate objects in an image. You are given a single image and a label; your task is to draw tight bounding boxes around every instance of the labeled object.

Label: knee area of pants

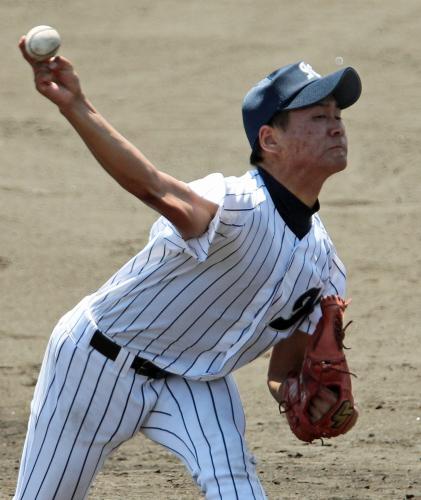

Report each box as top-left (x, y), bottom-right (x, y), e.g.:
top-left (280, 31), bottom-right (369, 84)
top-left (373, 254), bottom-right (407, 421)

top-left (195, 467), bottom-right (257, 498)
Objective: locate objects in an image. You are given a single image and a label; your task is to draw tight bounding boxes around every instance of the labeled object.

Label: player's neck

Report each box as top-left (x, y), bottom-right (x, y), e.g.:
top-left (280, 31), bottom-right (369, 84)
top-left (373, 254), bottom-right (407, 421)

top-left (258, 161), bottom-right (324, 208)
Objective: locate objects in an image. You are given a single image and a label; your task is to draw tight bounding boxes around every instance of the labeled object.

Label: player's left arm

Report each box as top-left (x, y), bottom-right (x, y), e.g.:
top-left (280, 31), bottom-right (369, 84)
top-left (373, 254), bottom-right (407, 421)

top-left (267, 329), bottom-right (307, 396)
top-left (267, 329), bottom-right (337, 422)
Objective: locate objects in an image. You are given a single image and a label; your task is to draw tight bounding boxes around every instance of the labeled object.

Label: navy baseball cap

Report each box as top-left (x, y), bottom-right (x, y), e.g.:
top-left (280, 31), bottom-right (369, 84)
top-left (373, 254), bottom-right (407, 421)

top-left (242, 61), bottom-right (362, 148)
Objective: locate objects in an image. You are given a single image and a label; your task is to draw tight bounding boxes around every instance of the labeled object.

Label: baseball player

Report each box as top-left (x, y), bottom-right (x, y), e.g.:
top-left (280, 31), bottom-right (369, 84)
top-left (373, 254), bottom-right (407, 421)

top-left (16, 37), bottom-right (361, 499)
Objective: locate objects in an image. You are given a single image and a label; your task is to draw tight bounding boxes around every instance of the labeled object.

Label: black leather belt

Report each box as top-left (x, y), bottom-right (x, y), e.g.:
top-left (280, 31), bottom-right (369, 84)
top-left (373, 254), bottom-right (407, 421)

top-left (90, 330), bottom-right (168, 379)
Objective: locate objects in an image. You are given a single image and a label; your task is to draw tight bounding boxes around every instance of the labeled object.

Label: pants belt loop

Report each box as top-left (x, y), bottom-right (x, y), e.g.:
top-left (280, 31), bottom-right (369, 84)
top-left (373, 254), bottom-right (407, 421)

top-left (113, 349), bottom-right (135, 377)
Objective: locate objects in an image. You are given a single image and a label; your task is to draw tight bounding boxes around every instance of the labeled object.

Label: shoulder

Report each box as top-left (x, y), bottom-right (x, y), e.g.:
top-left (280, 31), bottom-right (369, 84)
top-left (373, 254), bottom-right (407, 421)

top-left (312, 214), bottom-right (346, 276)
top-left (312, 214), bottom-right (335, 246)
top-left (149, 169), bottom-right (268, 241)
top-left (188, 168), bottom-right (268, 211)
top-left (312, 213), bottom-right (328, 233)
top-left (187, 172), bottom-right (226, 204)
top-left (223, 168), bottom-right (267, 210)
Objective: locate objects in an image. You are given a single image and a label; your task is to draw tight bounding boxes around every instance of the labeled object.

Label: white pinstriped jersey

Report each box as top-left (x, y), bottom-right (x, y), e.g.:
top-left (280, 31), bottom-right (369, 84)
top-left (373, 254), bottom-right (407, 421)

top-left (72, 168), bottom-right (346, 380)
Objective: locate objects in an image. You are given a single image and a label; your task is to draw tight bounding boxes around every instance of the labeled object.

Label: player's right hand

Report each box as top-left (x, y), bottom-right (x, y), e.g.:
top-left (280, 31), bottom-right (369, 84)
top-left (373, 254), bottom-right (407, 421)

top-left (19, 36), bottom-right (83, 110)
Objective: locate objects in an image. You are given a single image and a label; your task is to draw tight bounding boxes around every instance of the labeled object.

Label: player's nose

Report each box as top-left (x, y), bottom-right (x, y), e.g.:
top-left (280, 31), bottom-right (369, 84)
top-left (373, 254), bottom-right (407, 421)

top-left (329, 118), bottom-right (345, 137)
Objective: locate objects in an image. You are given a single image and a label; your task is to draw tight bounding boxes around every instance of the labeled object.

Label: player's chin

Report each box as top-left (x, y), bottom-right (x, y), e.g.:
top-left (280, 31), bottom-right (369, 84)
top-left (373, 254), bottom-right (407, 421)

top-left (335, 159), bottom-right (347, 172)
top-left (327, 151), bottom-right (348, 172)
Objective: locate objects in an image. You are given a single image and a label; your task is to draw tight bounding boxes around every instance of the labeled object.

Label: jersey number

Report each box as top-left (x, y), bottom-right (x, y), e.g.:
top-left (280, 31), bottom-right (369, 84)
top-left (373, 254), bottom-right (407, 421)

top-left (269, 287), bottom-right (322, 330)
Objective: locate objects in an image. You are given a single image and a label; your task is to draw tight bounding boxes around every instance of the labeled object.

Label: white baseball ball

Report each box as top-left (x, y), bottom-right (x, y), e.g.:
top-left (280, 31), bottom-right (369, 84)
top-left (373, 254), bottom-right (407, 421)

top-left (25, 25), bottom-right (61, 61)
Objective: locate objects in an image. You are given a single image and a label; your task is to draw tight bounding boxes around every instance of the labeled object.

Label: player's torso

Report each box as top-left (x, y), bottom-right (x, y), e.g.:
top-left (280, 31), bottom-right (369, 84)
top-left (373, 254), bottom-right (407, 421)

top-left (78, 171), bottom-right (340, 379)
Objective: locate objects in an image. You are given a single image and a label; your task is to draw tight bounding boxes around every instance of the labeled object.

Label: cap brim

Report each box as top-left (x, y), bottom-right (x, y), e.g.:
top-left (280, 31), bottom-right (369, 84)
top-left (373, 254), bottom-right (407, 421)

top-left (283, 67), bottom-right (361, 110)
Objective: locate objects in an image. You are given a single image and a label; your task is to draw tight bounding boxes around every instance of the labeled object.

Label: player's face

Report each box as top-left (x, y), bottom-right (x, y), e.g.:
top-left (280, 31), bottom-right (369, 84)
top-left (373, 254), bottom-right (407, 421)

top-left (277, 97), bottom-right (348, 175)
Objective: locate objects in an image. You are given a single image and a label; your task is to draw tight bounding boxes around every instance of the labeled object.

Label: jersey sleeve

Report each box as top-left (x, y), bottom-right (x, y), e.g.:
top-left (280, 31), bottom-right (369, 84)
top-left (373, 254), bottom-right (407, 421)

top-left (299, 251), bottom-right (347, 335)
top-left (325, 252), bottom-right (347, 297)
top-left (148, 172), bottom-right (250, 262)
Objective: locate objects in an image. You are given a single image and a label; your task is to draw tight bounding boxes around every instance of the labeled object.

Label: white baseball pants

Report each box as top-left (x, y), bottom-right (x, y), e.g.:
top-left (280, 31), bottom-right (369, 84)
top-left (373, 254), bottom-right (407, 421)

top-left (14, 309), bottom-right (267, 499)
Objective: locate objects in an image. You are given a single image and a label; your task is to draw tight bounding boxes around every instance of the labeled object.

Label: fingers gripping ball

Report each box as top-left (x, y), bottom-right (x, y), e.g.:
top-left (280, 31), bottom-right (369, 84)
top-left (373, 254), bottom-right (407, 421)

top-left (280, 295), bottom-right (358, 442)
top-left (25, 25), bottom-right (61, 61)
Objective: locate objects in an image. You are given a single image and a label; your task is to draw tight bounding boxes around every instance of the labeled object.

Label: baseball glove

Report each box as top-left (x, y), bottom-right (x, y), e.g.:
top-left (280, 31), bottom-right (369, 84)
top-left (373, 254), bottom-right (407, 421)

top-left (279, 295), bottom-right (358, 443)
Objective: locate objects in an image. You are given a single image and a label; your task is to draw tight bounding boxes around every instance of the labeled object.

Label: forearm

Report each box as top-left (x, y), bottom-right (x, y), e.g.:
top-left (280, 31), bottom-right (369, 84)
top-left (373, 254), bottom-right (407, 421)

top-left (267, 379), bottom-right (283, 403)
top-left (267, 329), bottom-right (308, 403)
top-left (267, 362), bottom-right (290, 403)
top-left (60, 97), bottom-right (161, 202)
top-left (59, 98), bottom-right (219, 238)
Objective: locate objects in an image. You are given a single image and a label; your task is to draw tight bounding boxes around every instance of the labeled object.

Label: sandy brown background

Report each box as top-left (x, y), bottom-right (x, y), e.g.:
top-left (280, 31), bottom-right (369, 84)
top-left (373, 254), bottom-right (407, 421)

top-left (1, 1), bottom-right (420, 498)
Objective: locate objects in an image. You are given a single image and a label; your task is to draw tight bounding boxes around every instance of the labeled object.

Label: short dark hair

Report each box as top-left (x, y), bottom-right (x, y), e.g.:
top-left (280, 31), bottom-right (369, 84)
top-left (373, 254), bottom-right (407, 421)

top-left (249, 109), bottom-right (290, 165)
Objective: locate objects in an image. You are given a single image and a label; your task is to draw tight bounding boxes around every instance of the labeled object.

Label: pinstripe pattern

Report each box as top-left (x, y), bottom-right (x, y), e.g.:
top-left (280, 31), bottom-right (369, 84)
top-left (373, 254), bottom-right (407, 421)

top-left (142, 375), bottom-right (266, 499)
top-left (15, 314), bottom-right (168, 500)
top-left (82, 169), bottom-right (345, 379)
top-left (15, 312), bottom-right (266, 499)
top-left (15, 168), bottom-right (344, 499)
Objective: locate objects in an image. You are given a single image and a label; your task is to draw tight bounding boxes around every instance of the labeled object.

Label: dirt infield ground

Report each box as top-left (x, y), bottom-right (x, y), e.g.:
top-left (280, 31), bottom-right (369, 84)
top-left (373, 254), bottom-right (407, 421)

top-left (1, 1), bottom-right (420, 498)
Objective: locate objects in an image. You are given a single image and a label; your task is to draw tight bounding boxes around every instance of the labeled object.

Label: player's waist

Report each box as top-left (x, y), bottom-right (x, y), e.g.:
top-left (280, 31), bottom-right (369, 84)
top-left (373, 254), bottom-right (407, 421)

top-left (90, 330), bottom-right (168, 379)
top-left (62, 301), bottom-right (171, 380)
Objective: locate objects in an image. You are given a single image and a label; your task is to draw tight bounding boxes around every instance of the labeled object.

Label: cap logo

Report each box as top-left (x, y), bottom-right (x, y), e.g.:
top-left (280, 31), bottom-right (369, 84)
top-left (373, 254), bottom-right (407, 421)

top-left (299, 62), bottom-right (321, 80)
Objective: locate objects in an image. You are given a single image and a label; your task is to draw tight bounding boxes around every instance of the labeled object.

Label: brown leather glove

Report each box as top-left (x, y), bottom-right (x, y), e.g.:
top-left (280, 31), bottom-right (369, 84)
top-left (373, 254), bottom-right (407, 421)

top-left (280, 295), bottom-right (358, 442)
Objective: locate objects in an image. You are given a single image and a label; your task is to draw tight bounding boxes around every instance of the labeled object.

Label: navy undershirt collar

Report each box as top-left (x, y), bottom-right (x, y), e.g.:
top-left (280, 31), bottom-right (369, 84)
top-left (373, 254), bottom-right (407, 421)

top-left (257, 166), bottom-right (320, 240)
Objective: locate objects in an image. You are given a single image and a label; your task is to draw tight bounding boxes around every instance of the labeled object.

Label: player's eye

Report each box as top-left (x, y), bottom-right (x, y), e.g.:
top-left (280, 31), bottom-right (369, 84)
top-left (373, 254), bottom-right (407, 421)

top-left (313, 114), bottom-right (327, 120)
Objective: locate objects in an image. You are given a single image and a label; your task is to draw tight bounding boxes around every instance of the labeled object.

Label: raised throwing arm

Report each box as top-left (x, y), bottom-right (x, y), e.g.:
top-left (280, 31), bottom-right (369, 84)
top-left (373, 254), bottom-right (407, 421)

top-left (19, 37), bottom-right (218, 240)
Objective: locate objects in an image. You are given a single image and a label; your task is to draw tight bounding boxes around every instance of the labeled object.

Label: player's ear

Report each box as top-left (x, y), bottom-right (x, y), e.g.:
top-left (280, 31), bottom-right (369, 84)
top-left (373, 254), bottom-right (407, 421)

top-left (259, 125), bottom-right (280, 154)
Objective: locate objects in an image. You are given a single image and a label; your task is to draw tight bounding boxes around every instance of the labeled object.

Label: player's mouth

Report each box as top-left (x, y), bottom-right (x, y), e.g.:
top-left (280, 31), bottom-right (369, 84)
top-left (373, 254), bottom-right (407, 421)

top-left (328, 144), bottom-right (347, 153)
